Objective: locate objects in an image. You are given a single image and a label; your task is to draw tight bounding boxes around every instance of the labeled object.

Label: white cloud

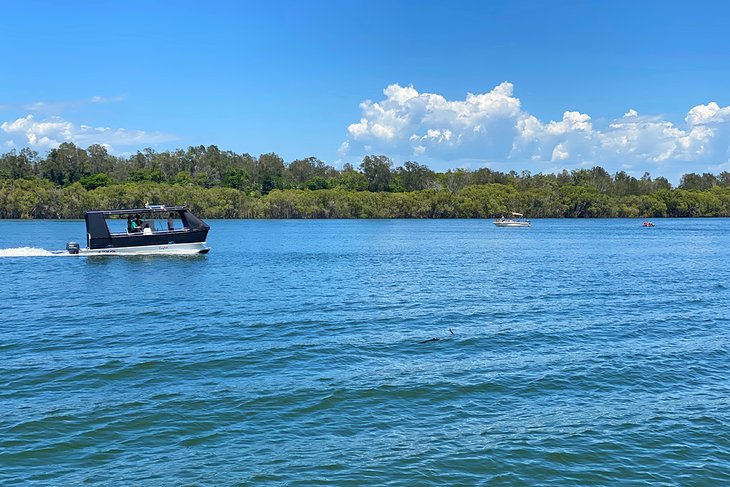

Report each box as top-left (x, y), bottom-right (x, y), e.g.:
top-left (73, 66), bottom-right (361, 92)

top-left (89, 94), bottom-right (127, 104)
top-left (686, 101), bottom-right (730, 126)
top-left (551, 143), bottom-right (569, 161)
top-left (545, 111), bottom-right (592, 135)
top-left (0, 95), bottom-right (127, 115)
top-left (1, 114), bottom-right (177, 152)
top-left (337, 140), bottom-right (350, 155)
top-left (342, 82), bottom-right (730, 176)
top-left (346, 82), bottom-right (522, 160)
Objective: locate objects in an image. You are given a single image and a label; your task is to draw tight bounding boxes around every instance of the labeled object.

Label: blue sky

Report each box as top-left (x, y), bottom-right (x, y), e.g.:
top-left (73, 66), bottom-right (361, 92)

top-left (1, 0), bottom-right (729, 181)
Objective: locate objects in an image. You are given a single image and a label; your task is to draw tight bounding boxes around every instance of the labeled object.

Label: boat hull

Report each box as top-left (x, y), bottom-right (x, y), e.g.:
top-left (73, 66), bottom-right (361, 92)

top-left (494, 221), bottom-right (531, 227)
top-left (77, 242), bottom-right (209, 256)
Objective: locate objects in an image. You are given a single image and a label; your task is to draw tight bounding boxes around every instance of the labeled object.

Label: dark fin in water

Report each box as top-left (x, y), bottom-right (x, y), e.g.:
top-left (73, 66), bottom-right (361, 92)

top-left (449, 328), bottom-right (454, 335)
top-left (419, 337), bottom-right (440, 344)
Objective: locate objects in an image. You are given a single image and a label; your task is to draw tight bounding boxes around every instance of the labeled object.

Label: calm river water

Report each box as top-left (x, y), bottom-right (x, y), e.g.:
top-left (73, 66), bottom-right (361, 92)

top-left (1, 219), bottom-right (729, 484)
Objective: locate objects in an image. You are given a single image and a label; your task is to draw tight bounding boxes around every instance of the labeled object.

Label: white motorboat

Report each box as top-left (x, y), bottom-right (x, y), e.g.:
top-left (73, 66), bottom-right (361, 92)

top-left (494, 212), bottom-right (531, 227)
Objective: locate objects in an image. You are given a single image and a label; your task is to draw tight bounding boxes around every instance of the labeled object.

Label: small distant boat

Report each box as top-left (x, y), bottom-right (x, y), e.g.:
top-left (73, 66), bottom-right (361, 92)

top-left (643, 221), bottom-right (655, 227)
top-left (64, 204), bottom-right (210, 255)
top-left (494, 212), bottom-right (531, 227)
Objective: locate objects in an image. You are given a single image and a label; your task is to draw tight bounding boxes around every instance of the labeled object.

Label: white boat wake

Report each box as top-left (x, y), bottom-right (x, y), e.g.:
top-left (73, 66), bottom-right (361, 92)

top-left (0, 245), bottom-right (209, 257)
top-left (0, 247), bottom-right (66, 257)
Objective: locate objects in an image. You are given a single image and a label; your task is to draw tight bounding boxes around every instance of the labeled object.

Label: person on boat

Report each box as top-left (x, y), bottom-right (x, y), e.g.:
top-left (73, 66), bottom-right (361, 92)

top-left (167, 213), bottom-right (175, 231)
top-left (127, 216), bottom-right (133, 233)
top-left (131, 214), bottom-right (143, 233)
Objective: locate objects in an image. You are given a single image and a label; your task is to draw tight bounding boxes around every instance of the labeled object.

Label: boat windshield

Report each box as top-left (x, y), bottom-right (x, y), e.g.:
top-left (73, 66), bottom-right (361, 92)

top-left (107, 211), bottom-right (185, 235)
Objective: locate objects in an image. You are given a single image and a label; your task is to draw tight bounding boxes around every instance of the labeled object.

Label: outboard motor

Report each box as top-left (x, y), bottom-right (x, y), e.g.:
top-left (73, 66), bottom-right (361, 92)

top-left (66, 242), bottom-right (80, 255)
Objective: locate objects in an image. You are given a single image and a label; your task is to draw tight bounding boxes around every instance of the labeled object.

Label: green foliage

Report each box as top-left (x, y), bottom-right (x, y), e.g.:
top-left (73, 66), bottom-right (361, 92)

top-left (635, 195), bottom-right (667, 217)
top-left (305, 177), bottom-right (330, 191)
top-left (288, 156), bottom-right (336, 185)
top-left (41, 142), bottom-right (90, 185)
top-left (395, 161), bottom-right (436, 191)
top-left (3, 142), bottom-right (730, 219)
top-left (336, 167), bottom-right (368, 191)
top-left (222, 168), bottom-right (250, 191)
top-left (679, 172), bottom-right (718, 191)
top-left (79, 172), bottom-right (113, 190)
top-left (173, 171), bottom-right (193, 186)
top-left (129, 168), bottom-right (162, 183)
top-left (360, 155), bottom-right (393, 192)
top-left (2, 177), bottom-right (730, 219)
top-left (0, 148), bottom-right (38, 179)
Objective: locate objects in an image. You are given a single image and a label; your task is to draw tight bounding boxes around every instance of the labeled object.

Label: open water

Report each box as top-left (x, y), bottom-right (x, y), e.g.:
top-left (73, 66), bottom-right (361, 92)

top-left (1, 219), bottom-right (729, 485)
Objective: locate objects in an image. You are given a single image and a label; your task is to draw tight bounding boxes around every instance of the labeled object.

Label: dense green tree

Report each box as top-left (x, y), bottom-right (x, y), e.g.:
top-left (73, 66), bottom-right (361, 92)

top-left (0, 148), bottom-right (37, 179)
top-left (287, 157), bottom-right (337, 185)
top-left (560, 185), bottom-right (604, 217)
top-left (471, 167), bottom-right (510, 186)
top-left (718, 171), bottom-right (730, 188)
top-left (222, 168), bottom-right (251, 191)
top-left (360, 155), bottom-right (393, 192)
top-left (438, 168), bottom-right (473, 192)
top-left (635, 194), bottom-right (668, 217)
top-left (173, 171), bottom-right (193, 186)
top-left (79, 173), bottom-right (113, 190)
top-left (86, 144), bottom-right (116, 175)
top-left (679, 172), bottom-right (718, 191)
top-left (129, 168), bottom-right (162, 183)
top-left (336, 164), bottom-right (368, 191)
top-left (394, 161), bottom-right (436, 191)
top-left (305, 176), bottom-right (330, 190)
top-left (41, 142), bottom-right (90, 185)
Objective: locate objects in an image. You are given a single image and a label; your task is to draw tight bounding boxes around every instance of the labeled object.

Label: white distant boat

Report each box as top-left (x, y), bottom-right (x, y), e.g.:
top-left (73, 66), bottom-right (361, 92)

top-left (494, 212), bottom-right (531, 227)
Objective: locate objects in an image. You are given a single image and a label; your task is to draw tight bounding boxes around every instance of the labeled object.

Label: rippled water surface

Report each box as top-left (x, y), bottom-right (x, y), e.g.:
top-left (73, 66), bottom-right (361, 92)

top-left (1, 219), bottom-right (729, 485)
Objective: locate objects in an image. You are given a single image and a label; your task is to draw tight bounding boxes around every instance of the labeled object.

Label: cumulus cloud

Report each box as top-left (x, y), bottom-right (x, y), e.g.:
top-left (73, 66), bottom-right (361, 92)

top-left (347, 82), bottom-right (522, 161)
top-left (0, 114), bottom-right (177, 152)
top-left (342, 82), bottom-right (730, 174)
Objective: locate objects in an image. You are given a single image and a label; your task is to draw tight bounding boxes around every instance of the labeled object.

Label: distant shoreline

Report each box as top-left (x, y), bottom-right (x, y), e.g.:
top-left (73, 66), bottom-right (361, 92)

top-left (2, 216), bottom-right (729, 221)
top-left (1, 181), bottom-right (729, 219)
top-left (3, 144), bottom-right (730, 219)
top-left (0, 142), bottom-right (730, 220)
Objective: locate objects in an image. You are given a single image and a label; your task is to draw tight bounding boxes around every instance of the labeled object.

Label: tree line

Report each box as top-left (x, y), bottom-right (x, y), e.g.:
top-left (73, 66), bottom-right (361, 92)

top-left (2, 142), bottom-right (730, 218)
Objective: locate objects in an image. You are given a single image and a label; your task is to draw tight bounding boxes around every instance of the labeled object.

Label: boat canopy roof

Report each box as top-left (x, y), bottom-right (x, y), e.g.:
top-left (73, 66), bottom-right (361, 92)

top-left (85, 205), bottom-right (189, 216)
top-left (511, 212), bottom-right (523, 217)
